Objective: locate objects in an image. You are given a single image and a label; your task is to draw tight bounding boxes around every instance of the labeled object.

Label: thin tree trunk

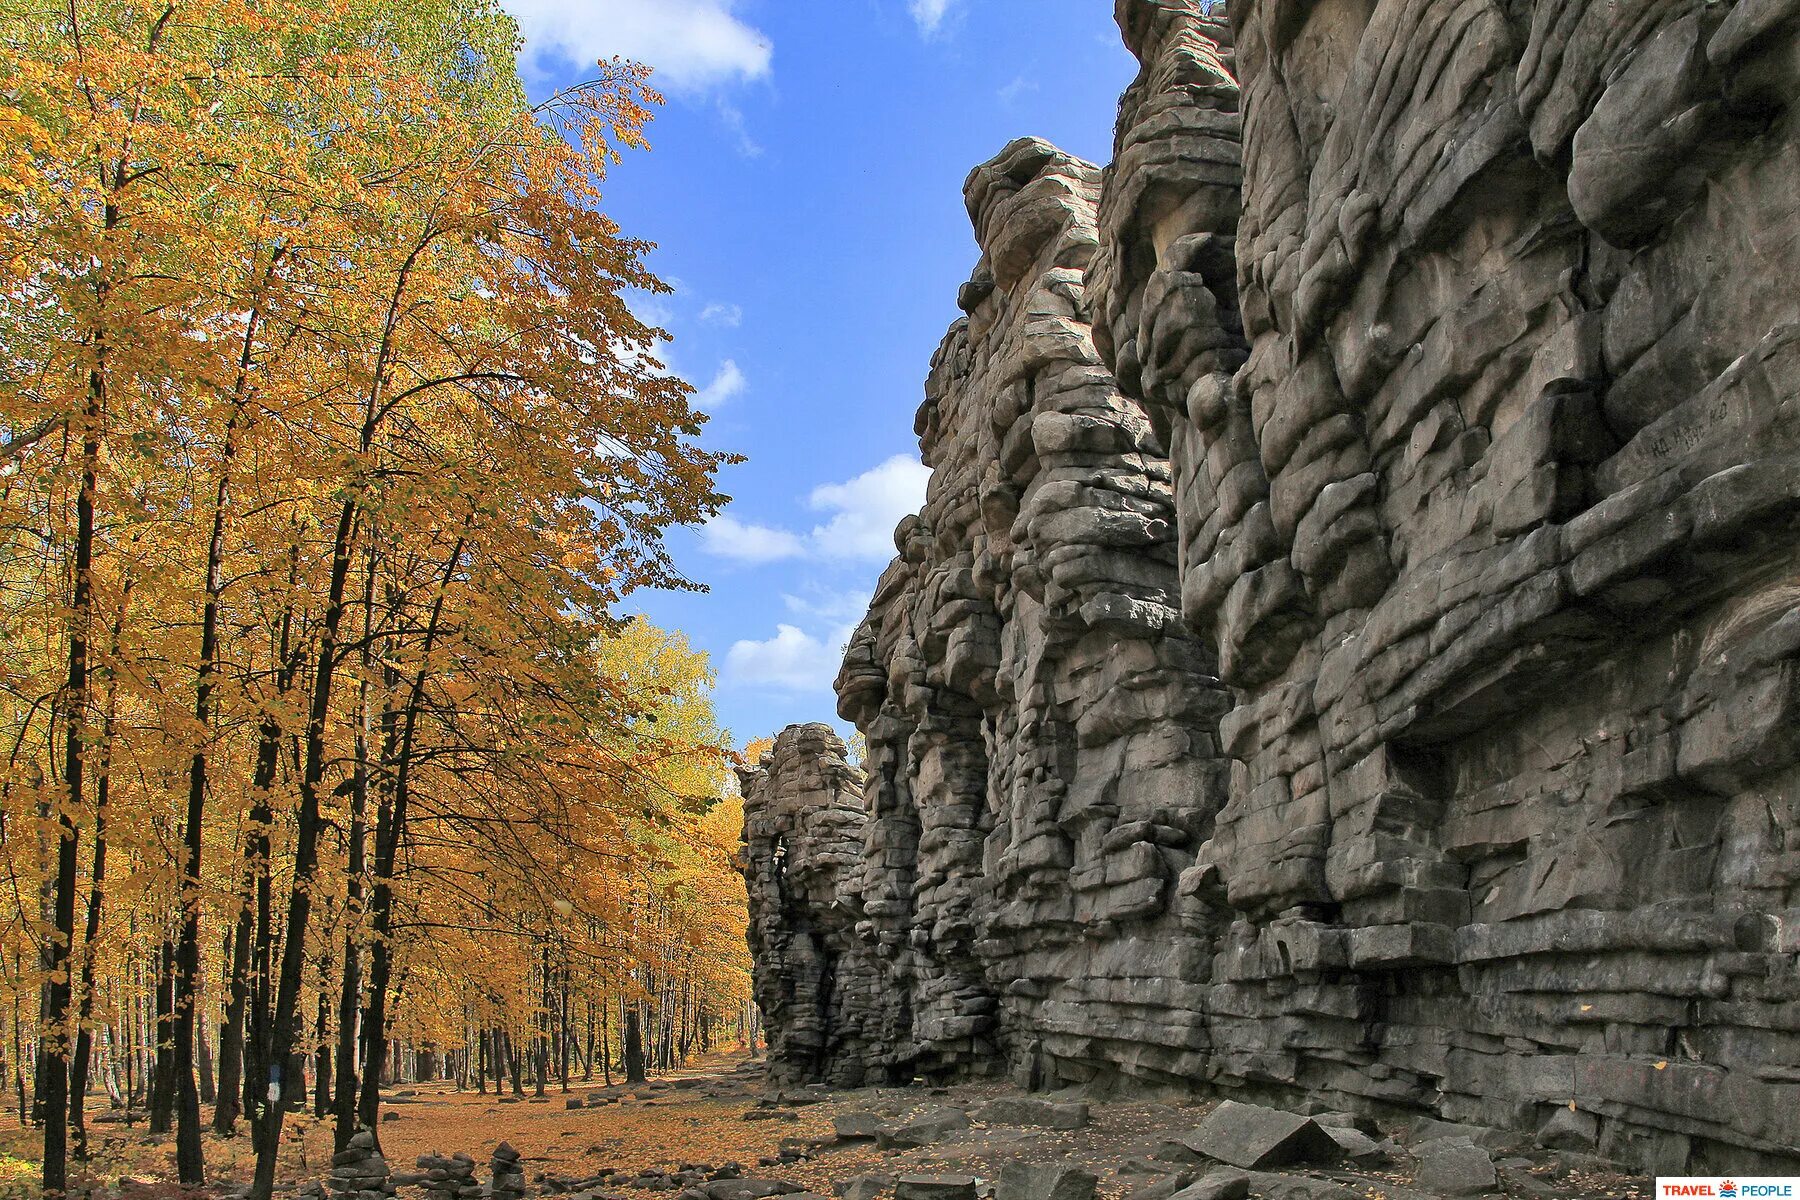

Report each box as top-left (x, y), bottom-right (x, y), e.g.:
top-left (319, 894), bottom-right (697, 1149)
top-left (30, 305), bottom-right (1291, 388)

top-left (68, 647), bottom-right (123, 1162)
top-left (249, 491), bottom-right (361, 1200)
top-left (217, 543), bottom-right (299, 1137)
top-left (43, 337), bottom-right (104, 1200)
top-left (148, 936), bottom-right (174, 1133)
top-left (623, 1006), bottom-right (644, 1086)
top-left (172, 299), bottom-right (265, 1187)
top-left (600, 997), bottom-right (612, 1087)
top-left (355, 538), bottom-right (464, 1139)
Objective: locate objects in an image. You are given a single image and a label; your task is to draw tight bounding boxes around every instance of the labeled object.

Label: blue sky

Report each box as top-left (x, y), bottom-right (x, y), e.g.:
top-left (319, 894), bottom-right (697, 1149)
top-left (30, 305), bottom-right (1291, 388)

top-left (502, 0), bottom-right (1137, 746)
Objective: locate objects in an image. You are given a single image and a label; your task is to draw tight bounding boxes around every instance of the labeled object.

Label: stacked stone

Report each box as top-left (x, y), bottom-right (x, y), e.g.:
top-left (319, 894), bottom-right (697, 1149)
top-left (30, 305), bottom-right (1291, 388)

top-left (489, 1143), bottom-right (526, 1200)
top-left (327, 1131), bottom-right (394, 1200)
top-left (413, 1152), bottom-right (479, 1200)
top-left (746, 0), bottom-right (1800, 1178)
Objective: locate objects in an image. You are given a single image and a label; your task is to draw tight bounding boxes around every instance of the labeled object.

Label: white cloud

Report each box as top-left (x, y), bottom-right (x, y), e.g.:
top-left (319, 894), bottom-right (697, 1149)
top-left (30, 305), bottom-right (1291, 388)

top-left (809, 454), bottom-right (931, 561)
top-left (716, 101), bottom-right (764, 158)
top-left (695, 359), bottom-right (747, 409)
top-left (699, 514), bottom-right (805, 564)
top-left (999, 75), bottom-right (1038, 105)
top-left (909, 0), bottom-right (957, 35)
top-left (700, 302), bottom-right (744, 328)
top-left (725, 624), bottom-right (852, 692)
top-left (503, 0), bottom-right (772, 92)
top-left (696, 454), bottom-right (929, 567)
top-left (631, 294), bottom-right (676, 331)
top-left (783, 586), bottom-right (873, 624)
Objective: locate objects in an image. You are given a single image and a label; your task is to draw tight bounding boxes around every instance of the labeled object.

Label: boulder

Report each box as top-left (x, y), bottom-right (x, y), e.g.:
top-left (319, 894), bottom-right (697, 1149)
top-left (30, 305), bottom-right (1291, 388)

top-left (893, 1177), bottom-right (977, 1200)
top-left (973, 1097), bottom-right (1091, 1130)
top-left (875, 1108), bottom-right (970, 1150)
top-left (833, 1176), bottom-right (894, 1200)
top-left (1176, 1102), bottom-right (1341, 1170)
top-left (832, 1112), bottom-right (883, 1141)
top-left (1413, 1139), bottom-right (1498, 1197)
top-left (1168, 1171), bottom-right (1251, 1200)
top-left (995, 1163), bottom-right (1097, 1200)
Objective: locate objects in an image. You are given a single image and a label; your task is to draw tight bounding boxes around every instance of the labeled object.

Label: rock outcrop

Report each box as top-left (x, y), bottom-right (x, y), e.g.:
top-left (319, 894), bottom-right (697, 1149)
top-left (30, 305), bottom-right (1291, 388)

top-left (747, 0), bottom-right (1800, 1176)
top-left (738, 725), bottom-right (885, 1089)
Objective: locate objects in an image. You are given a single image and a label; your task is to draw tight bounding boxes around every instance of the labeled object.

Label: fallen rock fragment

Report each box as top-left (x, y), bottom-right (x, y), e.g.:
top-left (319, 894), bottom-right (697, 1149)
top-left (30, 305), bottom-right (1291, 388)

top-left (1177, 1101), bottom-right (1341, 1170)
top-left (972, 1097), bottom-right (1091, 1130)
top-left (995, 1162), bottom-right (1097, 1200)
top-left (833, 1176), bottom-right (894, 1200)
top-left (832, 1112), bottom-right (883, 1142)
top-left (875, 1107), bottom-right (970, 1150)
top-left (1413, 1138), bottom-right (1498, 1197)
top-left (1168, 1170), bottom-right (1250, 1200)
top-left (893, 1176), bottom-right (976, 1200)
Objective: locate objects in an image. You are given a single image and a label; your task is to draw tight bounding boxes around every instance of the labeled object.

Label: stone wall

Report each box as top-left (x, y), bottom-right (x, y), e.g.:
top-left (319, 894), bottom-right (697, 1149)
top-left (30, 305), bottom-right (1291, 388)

top-left (747, 0), bottom-right (1800, 1175)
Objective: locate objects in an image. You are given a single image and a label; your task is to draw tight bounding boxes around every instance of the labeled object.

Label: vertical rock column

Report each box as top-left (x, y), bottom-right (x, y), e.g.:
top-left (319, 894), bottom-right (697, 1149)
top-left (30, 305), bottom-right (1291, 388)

top-left (739, 724), bottom-right (885, 1088)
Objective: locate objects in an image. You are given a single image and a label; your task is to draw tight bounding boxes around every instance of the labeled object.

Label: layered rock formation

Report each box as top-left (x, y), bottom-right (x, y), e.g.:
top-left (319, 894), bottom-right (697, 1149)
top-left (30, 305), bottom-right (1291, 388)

top-left (738, 725), bottom-right (884, 1089)
top-left (746, 0), bottom-right (1800, 1175)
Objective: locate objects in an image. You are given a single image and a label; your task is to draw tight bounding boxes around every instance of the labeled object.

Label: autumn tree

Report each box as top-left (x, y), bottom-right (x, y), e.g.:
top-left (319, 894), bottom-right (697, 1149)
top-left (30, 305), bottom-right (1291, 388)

top-left (2, 1), bottom-right (748, 1196)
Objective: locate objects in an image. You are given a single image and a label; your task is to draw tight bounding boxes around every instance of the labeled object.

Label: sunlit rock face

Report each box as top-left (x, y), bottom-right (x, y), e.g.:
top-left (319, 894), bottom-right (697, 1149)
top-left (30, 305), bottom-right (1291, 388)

top-left (752, 0), bottom-right (1800, 1174)
top-left (834, 133), bottom-right (1235, 1087)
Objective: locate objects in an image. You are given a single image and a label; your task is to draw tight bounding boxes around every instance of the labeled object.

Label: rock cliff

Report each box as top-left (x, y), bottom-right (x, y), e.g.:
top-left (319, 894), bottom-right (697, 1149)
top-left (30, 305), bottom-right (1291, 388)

top-left (745, 0), bottom-right (1800, 1175)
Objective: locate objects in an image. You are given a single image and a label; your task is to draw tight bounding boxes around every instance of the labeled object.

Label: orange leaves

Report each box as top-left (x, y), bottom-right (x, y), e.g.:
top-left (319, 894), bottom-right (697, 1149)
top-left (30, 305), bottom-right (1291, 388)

top-left (2, 0), bottom-right (747, 1121)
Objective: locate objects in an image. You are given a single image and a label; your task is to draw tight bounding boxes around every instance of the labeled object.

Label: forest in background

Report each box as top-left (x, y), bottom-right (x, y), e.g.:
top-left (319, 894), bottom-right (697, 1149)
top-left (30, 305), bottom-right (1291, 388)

top-left (0, 1), bottom-right (755, 1196)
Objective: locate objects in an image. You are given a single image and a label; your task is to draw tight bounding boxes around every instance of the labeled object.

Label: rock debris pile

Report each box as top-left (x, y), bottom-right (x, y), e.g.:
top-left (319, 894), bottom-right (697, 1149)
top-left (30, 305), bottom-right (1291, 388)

top-left (740, 0), bottom-right (1800, 1178)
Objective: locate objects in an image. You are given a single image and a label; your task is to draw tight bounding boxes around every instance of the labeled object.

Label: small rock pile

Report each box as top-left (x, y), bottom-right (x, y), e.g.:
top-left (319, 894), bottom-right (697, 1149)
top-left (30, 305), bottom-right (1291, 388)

top-left (410, 1151), bottom-right (480, 1200)
top-left (491, 1142), bottom-right (527, 1200)
top-left (329, 1131), bottom-right (395, 1200)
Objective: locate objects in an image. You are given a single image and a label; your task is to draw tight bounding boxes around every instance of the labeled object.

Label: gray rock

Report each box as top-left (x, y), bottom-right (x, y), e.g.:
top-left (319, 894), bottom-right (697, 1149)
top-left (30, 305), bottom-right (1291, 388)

top-left (1535, 1107), bottom-right (1599, 1151)
top-left (972, 1097), bottom-right (1090, 1130)
top-left (1168, 1170), bottom-right (1250, 1200)
top-left (832, 1112), bottom-right (883, 1142)
top-left (995, 1163), bottom-right (1097, 1200)
top-left (875, 1108), bottom-right (970, 1150)
top-left (1321, 1126), bottom-right (1387, 1165)
top-left (695, 1183), bottom-right (806, 1200)
top-left (833, 1177), bottom-right (894, 1200)
top-left (1413, 1140), bottom-right (1498, 1197)
top-left (893, 1177), bottom-right (976, 1200)
top-left (1177, 1102), bottom-right (1341, 1170)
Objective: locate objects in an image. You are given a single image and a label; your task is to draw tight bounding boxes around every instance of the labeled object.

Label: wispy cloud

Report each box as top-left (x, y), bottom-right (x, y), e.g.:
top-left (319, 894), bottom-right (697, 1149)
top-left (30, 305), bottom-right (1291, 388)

top-left (695, 359), bottom-right (747, 410)
top-left (909, 0), bottom-right (958, 36)
top-left (716, 100), bottom-right (765, 158)
top-left (998, 74), bottom-right (1038, 105)
top-left (699, 515), bottom-right (806, 564)
top-left (502, 0), bottom-right (772, 92)
top-left (725, 624), bottom-right (854, 692)
top-left (700, 302), bottom-right (744, 328)
top-left (783, 586), bottom-right (874, 624)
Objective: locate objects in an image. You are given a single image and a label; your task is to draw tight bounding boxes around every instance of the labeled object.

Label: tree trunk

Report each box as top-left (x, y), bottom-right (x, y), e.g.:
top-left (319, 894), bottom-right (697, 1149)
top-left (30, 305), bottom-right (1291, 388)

top-left (355, 540), bottom-right (463, 1140)
top-left (68, 676), bottom-right (120, 1161)
top-left (148, 936), bottom-right (175, 1134)
top-left (197, 1012), bottom-right (215, 1106)
top-left (42, 358), bottom-right (103, 1199)
top-left (217, 544), bottom-right (298, 1137)
top-left (249, 487), bottom-right (362, 1200)
top-left (623, 1007), bottom-right (645, 1086)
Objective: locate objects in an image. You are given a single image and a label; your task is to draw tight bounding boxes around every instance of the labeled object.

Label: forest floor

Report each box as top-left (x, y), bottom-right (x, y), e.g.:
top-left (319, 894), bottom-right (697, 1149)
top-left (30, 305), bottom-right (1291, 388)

top-left (0, 1051), bottom-right (1654, 1199)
